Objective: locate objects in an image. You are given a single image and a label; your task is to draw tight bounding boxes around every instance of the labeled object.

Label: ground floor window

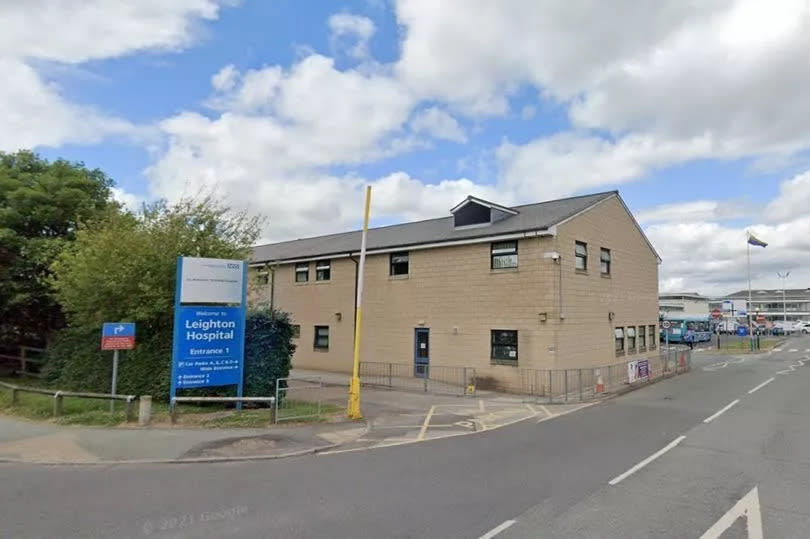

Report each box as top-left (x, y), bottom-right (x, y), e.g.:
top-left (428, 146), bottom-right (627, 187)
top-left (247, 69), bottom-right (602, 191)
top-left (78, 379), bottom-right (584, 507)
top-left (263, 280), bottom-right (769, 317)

top-left (627, 326), bottom-right (636, 352)
top-left (615, 327), bottom-right (625, 355)
top-left (314, 325), bottom-right (329, 349)
top-left (291, 325), bottom-right (300, 339)
top-left (649, 325), bottom-right (657, 349)
top-left (638, 326), bottom-right (646, 350)
top-left (491, 330), bottom-right (518, 364)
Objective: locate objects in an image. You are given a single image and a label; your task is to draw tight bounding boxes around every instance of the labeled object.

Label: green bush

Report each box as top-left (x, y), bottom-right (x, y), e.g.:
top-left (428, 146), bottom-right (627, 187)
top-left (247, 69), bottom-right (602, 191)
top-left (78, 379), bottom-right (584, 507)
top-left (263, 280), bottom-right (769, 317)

top-left (43, 306), bottom-right (294, 401)
top-left (243, 306), bottom-right (296, 398)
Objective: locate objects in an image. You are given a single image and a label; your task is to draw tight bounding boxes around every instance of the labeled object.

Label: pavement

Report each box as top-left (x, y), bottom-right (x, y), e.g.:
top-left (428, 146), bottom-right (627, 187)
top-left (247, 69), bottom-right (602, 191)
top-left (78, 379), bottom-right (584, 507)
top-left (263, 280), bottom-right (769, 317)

top-left (0, 416), bottom-right (368, 463)
top-left (1, 340), bottom-right (808, 538)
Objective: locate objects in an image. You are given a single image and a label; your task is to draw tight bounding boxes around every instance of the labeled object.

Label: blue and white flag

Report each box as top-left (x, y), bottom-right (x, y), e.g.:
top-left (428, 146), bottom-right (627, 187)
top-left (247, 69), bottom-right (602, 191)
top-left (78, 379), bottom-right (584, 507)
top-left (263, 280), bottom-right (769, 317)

top-left (747, 232), bottom-right (767, 248)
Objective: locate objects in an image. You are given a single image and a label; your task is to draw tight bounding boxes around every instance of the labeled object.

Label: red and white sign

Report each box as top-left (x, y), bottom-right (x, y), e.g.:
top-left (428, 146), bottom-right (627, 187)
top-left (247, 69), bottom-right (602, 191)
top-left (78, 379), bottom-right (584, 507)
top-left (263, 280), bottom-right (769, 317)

top-left (711, 308), bottom-right (723, 319)
top-left (101, 323), bottom-right (136, 350)
top-left (662, 321), bottom-right (671, 329)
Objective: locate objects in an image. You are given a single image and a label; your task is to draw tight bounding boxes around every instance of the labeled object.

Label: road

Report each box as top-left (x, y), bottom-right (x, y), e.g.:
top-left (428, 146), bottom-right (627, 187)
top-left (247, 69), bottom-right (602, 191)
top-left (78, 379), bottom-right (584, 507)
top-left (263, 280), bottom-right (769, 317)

top-left (2, 338), bottom-right (809, 538)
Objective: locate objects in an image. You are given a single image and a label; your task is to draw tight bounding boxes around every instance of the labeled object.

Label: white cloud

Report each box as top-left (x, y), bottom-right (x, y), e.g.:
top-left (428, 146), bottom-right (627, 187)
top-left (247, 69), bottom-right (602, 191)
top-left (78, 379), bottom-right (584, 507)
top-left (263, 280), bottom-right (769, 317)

top-left (0, 0), bottom-right (228, 151)
top-left (637, 199), bottom-right (756, 224)
top-left (409, 107), bottom-right (466, 142)
top-left (396, 0), bottom-right (810, 196)
top-left (765, 170), bottom-right (810, 222)
top-left (328, 14), bottom-right (376, 59)
top-left (520, 105), bottom-right (536, 120)
top-left (111, 187), bottom-right (145, 212)
top-left (644, 169), bottom-right (810, 295)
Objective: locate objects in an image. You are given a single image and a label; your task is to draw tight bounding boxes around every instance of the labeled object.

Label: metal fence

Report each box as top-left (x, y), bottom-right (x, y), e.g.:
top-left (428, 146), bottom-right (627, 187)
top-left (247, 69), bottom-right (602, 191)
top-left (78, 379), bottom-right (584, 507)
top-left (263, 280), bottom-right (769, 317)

top-left (274, 376), bottom-right (325, 423)
top-left (359, 362), bottom-right (475, 396)
top-left (514, 349), bottom-right (692, 402)
top-left (0, 346), bottom-right (46, 377)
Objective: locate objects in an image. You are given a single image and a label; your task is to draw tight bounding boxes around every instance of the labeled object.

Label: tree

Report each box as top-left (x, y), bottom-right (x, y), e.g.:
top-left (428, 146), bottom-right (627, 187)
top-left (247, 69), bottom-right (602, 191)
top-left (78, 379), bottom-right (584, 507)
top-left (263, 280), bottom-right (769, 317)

top-left (0, 151), bottom-right (117, 346)
top-left (47, 196), bottom-right (263, 398)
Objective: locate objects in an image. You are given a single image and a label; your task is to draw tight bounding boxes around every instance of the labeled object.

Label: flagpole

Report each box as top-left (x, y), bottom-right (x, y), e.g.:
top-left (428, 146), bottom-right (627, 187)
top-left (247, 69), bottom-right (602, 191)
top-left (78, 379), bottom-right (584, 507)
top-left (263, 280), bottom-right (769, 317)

top-left (747, 234), bottom-right (753, 350)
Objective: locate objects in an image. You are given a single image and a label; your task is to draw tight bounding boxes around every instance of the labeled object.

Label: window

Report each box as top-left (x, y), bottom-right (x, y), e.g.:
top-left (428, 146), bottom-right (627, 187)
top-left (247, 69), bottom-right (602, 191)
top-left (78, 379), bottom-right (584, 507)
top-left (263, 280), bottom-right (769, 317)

top-left (316, 260), bottom-right (331, 281)
top-left (491, 241), bottom-right (518, 269)
top-left (638, 326), bottom-right (646, 350)
top-left (491, 330), bottom-right (518, 363)
top-left (615, 327), bottom-right (624, 355)
top-left (390, 252), bottom-right (409, 276)
top-left (314, 326), bottom-right (329, 349)
top-left (627, 326), bottom-right (636, 351)
top-left (256, 271), bottom-right (269, 285)
top-left (649, 325), bottom-right (657, 349)
top-left (291, 325), bottom-right (301, 339)
top-left (295, 263), bottom-right (309, 283)
top-left (575, 241), bottom-right (588, 270)
top-left (600, 248), bottom-right (611, 275)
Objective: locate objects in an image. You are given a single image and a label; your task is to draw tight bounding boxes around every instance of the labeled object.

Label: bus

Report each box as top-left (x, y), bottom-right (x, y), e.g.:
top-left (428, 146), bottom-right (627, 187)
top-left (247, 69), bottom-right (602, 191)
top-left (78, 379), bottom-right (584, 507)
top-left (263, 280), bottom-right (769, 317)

top-left (660, 315), bottom-right (712, 343)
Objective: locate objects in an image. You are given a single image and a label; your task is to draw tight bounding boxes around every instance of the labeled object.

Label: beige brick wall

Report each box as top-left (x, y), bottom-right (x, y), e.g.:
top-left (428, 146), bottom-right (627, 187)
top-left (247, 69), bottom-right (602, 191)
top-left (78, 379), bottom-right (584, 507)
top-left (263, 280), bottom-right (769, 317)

top-left (249, 258), bottom-right (356, 372)
top-left (249, 195), bottom-right (660, 386)
top-left (553, 196), bottom-right (660, 368)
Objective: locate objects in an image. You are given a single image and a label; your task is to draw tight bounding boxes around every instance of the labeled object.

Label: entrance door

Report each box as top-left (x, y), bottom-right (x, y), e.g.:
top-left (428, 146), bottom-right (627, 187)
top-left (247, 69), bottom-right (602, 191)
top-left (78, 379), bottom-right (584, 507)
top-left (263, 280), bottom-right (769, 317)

top-left (414, 328), bottom-right (430, 378)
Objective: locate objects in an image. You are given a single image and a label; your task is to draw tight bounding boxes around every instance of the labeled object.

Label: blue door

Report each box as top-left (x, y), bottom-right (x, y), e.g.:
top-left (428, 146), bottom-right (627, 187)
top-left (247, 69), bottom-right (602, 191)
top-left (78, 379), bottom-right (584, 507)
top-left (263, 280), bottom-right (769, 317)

top-left (414, 328), bottom-right (429, 378)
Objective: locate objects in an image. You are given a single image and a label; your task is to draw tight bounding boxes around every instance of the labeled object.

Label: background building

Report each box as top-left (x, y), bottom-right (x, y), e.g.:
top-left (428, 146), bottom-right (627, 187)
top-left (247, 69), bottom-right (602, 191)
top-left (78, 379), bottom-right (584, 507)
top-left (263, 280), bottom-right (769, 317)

top-left (659, 293), bottom-right (709, 316)
top-left (714, 289), bottom-right (810, 323)
top-left (250, 191), bottom-right (660, 390)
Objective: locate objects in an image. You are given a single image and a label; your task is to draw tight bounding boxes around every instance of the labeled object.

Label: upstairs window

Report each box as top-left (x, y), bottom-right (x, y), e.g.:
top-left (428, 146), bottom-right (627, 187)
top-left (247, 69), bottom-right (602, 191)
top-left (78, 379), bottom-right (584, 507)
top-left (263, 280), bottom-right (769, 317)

top-left (316, 260), bottom-right (331, 281)
top-left (575, 241), bottom-right (588, 270)
top-left (600, 248), bottom-right (611, 275)
top-left (390, 252), bottom-right (409, 276)
top-left (295, 263), bottom-right (309, 283)
top-left (491, 241), bottom-right (518, 269)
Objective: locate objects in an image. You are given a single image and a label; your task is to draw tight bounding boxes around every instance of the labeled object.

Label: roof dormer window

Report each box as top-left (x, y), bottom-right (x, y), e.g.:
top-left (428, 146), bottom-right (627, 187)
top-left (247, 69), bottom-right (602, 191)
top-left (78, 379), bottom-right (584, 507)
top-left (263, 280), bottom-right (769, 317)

top-left (450, 196), bottom-right (518, 229)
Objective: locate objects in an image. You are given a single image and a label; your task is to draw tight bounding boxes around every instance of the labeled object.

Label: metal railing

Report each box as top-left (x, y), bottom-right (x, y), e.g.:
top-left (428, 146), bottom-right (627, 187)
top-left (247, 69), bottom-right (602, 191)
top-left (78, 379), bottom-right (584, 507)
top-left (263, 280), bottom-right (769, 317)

top-left (359, 362), bottom-right (475, 396)
top-left (0, 380), bottom-right (137, 420)
top-left (275, 376), bottom-right (325, 423)
top-left (512, 349), bottom-right (692, 402)
top-left (0, 346), bottom-right (46, 377)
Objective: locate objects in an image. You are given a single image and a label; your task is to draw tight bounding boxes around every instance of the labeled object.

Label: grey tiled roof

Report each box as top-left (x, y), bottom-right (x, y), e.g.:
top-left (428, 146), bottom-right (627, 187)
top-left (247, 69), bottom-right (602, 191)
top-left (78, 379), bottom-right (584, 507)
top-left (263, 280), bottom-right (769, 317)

top-left (252, 191), bottom-right (617, 263)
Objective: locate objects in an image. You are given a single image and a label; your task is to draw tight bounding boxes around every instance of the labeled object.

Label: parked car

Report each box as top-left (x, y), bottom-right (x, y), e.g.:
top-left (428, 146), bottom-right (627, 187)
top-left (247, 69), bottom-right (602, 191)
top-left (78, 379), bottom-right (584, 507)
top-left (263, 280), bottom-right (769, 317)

top-left (793, 321), bottom-right (810, 334)
top-left (770, 326), bottom-right (785, 336)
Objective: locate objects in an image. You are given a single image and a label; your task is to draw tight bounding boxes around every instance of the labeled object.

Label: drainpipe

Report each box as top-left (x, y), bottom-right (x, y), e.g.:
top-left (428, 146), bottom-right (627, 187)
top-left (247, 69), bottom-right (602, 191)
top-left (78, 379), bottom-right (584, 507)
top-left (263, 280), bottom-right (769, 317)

top-left (350, 253), bottom-right (359, 344)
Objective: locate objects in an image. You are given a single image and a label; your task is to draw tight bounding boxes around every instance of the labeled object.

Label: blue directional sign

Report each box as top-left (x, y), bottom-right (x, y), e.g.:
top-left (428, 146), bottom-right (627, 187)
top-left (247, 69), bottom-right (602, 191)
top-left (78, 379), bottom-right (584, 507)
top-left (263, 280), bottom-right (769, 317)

top-left (101, 322), bottom-right (136, 350)
top-left (173, 306), bottom-right (244, 389)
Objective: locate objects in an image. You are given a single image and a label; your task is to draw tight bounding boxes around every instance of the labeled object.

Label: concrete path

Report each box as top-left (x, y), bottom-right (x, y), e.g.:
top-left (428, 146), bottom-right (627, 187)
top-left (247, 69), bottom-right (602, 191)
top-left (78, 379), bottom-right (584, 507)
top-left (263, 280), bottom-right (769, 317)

top-left (0, 416), bottom-right (367, 463)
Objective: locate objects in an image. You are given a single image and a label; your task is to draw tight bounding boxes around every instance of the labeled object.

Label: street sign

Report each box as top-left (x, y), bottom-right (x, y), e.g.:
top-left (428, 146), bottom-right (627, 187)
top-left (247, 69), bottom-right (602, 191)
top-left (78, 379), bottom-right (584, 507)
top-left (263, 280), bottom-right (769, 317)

top-left (173, 306), bottom-right (244, 389)
top-left (711, 309), bottom-right (722, 319)
top-left (662, 321), bottom-right (671, 329)
top-left (101, 322), bottom-right (136, 350)
top-left (179, 257), bottom-right (245, 304)
top-left (757, 314), bottom-right (765, 322)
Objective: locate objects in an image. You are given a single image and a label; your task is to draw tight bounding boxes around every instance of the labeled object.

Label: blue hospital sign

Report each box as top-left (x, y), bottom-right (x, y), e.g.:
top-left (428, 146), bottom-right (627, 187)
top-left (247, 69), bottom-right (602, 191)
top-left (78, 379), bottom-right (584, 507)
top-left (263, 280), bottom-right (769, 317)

top-left (175, 306), bottom-right (244, 388)
top-left (170, 256), bottom-right (248, 400)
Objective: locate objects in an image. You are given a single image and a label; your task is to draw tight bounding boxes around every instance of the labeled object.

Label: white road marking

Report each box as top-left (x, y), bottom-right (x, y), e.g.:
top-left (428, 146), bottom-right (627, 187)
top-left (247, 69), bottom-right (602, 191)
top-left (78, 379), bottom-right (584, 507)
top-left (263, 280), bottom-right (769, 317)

top-left (699, 486), bottom-right (763, 539)
top-left (789, 348), bottom-right (798, 352)
top-left (805, 348), bottom-right (810, 352)
top-left (608, 435), bottom-right (686, 486)
top-left (703, 399), bottom-right (740, 423)
top-left (773, 348), bottom-right (783, 352)
top-left (479, 399), bottom-right (486, 412)
top-left (747, 377), bottom-right (775, 394)
top-left (478, 519), bottom-right (516, 539)
top-left (537, 404), bottom-right (553, 419)
top-left (776, 358), bottom-right (807, 374)
top-left (417, 405), bottom-right (436, 441)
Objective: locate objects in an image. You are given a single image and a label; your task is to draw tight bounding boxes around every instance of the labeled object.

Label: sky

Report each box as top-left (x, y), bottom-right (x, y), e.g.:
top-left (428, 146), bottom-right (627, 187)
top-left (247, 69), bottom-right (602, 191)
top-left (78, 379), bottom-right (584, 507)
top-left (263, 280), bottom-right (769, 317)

top-left (2, 0), bottom-right (810, 296)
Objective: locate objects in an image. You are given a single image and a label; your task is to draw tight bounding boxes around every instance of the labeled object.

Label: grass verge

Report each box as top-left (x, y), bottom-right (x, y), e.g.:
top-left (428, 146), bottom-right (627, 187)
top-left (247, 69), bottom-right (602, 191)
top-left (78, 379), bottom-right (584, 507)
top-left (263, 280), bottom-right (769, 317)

top-left (0, 376), bottom-right (342, 428)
